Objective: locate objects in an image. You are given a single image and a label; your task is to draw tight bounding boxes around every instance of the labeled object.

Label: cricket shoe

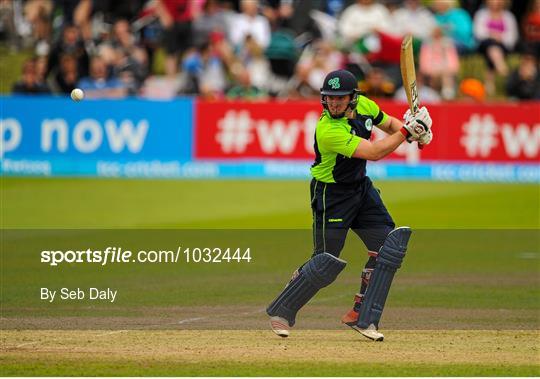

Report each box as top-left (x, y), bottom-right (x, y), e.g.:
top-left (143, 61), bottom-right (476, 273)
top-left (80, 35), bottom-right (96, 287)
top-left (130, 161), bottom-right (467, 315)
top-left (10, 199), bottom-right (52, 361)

top-left (352, 323), bottom-right (384, 342)
top-left (269, 316), bottom-right (290, 338)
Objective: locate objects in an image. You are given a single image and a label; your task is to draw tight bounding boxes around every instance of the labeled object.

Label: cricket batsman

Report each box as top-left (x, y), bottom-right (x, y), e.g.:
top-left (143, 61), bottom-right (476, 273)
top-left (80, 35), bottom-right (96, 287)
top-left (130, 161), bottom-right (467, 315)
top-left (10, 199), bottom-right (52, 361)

top-left (266, 69), bottom-right (433, 341)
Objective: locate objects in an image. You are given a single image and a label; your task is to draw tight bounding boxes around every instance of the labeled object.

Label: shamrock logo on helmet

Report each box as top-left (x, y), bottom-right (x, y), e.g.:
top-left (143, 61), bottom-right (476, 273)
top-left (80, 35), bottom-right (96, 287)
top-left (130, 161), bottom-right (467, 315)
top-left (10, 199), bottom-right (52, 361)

top-left (328, 77), bottom-right (340, 89)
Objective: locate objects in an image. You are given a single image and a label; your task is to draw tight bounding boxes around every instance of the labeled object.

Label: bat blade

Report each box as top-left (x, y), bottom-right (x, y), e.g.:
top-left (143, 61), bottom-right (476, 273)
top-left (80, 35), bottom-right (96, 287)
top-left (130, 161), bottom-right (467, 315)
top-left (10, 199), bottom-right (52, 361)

top-left (400, 34), bottom-right (424, 149)
top-left (400, 35), bottom-right (419, 115)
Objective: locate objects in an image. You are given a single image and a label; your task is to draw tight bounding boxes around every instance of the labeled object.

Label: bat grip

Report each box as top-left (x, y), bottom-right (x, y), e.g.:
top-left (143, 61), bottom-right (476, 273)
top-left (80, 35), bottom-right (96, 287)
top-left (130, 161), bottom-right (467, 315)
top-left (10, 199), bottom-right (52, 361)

top-left (410, 108), bottom-right (425, 150)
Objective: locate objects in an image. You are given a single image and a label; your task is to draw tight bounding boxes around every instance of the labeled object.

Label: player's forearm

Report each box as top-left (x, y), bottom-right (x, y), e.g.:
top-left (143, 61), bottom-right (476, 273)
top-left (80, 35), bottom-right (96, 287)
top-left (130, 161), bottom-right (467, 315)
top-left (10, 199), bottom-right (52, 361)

top-left (378, 116), bottom-right (404, 135)
top-left (352, 131), bottom-right (406, 161)
top-left (369, 131), bottom-right (406, 160)
top-left (389, 116), bottom-right (405, 133)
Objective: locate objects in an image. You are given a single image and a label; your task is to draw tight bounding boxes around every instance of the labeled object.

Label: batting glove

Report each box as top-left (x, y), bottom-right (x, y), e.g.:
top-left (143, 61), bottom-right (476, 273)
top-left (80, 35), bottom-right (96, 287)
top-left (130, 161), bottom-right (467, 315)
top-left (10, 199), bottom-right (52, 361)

top-left (418, 128), bottom-right (433, 145)
top-left (401, 106), bottom-right (432, 142)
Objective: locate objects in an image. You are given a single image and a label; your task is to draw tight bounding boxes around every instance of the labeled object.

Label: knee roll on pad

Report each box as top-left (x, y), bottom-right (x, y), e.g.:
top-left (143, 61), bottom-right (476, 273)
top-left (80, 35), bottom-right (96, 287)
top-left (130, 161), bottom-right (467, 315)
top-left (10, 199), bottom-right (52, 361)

top-left (267, 253), bottom-right (346, 326)
top-left (376, 228), bottom-right (409, 269)
top-left (357, 227), bottom-right (411, 329)
top-left (302, 252), bottom-right (347, 287)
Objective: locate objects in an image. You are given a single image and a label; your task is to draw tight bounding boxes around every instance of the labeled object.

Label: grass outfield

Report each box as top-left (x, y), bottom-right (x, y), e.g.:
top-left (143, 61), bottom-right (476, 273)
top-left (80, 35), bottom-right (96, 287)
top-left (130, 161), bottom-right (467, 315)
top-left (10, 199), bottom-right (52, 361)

top-left (1, 177), bottom-right (539, 376)
top-left (1, 178), bottom-right (539, 228)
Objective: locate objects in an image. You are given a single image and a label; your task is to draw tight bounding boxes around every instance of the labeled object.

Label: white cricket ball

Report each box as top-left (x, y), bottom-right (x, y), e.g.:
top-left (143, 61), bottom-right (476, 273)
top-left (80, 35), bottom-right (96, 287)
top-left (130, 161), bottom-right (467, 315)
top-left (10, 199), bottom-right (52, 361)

top-left (71, 88), bottom-right (84, 101)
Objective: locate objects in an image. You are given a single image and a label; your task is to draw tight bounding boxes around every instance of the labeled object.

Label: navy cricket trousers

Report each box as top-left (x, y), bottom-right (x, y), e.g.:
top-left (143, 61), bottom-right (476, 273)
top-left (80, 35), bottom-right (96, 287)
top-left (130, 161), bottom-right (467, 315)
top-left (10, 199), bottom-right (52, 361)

top-left (310, 176), bottom-right (395, 258)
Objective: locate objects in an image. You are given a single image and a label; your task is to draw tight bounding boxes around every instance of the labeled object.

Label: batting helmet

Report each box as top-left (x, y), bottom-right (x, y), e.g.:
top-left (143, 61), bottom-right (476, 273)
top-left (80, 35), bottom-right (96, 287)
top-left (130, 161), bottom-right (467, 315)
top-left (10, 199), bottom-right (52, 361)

top-left (320, 69), bottom-right (359, 117)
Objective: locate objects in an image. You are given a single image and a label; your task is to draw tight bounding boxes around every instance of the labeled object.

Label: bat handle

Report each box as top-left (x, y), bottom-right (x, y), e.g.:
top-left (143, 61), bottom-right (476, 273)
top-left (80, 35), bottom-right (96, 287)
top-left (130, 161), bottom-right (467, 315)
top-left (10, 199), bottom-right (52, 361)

top-left (410, 107), bottom-right (425, 150)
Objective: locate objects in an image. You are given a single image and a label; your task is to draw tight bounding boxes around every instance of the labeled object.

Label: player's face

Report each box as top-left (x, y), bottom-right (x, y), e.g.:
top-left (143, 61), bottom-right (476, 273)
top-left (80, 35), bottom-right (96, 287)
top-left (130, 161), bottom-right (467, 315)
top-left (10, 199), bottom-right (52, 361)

top-left (326, 95), bottom-right (350, 117)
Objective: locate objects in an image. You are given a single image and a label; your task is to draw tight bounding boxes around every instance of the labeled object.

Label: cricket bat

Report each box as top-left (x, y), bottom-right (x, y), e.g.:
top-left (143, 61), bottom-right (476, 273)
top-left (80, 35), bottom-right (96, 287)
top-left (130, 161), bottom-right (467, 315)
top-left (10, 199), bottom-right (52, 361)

top-left (400, 35), bottom-right (423, 149)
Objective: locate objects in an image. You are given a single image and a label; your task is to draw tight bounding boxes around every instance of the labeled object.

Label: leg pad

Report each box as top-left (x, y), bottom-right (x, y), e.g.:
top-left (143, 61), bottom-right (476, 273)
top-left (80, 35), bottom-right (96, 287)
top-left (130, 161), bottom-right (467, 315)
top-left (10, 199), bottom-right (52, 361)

top-left (356, 227), bottom-right (411, 329)
top-left (267, 253), bottom-right (346, 326)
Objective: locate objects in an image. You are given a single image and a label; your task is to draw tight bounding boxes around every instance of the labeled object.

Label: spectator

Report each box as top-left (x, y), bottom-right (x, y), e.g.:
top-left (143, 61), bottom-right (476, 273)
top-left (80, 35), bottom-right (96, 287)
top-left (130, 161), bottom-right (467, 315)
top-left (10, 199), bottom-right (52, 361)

top-left (294, 40), bottom-right (342, 97)
top-left (321, 0), bottom-right (348, 18)
top-left (432, 0), bottom-right (475, 54)
top-left (506, 50), bottom-right (540, 99)
top-left (262, 0), bottom-right (321, 39)
top-left (110, 19), bottom-right (149, 93)
top-left (114, 50), bottom-right (149, 94)
top-left (94, 43), bottom-right (116, 73)
top-left (77, 55), bottom-right (127, 98)
top-left (226, 67), bottom-right (268, 100)
top-left (419, 26), bottom-right (460, 99)
top-left (54, 54), bottom-right (78, 94)
top-left (35, 55), bottom-right (48, 83)
top-left (460, 0), bottom-right (483, 18)
top-left (394, 76), bottom-right (442, 104)
top-left (237, 34), bottom-right (273, 93)
top-left (265, 28), bottom-right (298, 80)
top-left (338, 0), bottom-right (392, 46)
top-left (72, 0), bottom-right (93, 41)
top-left (53, 0), bottom-right (80, 26)
top-left (522, 0), bottom-right (540, 57)
top-left (47, 24), bottom-right (89, 80)
top-left (23, 0), bottom-right (53, 51)
top-left (389, 0), bottom-right (437, 42)
top-left (100, 1), bottom-right (146, 23)
top-left (192, 0), bottom-right (230, 47)
top-left (12, 58), bottom-right (51, 94)
top-left (4, 0), bottom-right (537, 102)
top-left (358, 67), bottom-right (395, 98)
top-left (0, 0), bottom-right (21, 51)
top-left (155, 0), bottom-right (196, 76)
top-left (72, 0), bottom-right (145, 42)
top-left (180, 41), bottom-right (227, 99)
top-left (473, 0), bottom-right (518, 95)
top-left (111, 19), bottom-right (136, 54)
top-left (139, 76), bottom-right (183, 100)
top-left (133, 0), bottom-right (165, 73)
top-left (229, 0), bottom-right (271, 51)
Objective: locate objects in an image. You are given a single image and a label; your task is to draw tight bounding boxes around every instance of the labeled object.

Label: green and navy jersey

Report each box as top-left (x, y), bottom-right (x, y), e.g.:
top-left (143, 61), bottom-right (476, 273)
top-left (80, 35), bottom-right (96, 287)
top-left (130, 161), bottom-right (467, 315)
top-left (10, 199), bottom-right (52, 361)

top-left (310, 95), bottom-right (388, 184)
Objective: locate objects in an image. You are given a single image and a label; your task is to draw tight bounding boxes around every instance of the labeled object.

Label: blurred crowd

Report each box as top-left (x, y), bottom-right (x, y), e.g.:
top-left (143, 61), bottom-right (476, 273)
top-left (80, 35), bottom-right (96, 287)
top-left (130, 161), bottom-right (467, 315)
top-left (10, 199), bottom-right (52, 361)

top-left (2, 0), bottom-right (539, 101)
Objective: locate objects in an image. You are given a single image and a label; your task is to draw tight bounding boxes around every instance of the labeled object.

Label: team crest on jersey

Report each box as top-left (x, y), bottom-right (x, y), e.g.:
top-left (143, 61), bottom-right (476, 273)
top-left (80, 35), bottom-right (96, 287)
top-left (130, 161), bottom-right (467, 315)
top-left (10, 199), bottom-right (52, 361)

top-left (328, 77), bottom-right (340, 89)
top-left (365, 118), bottom-right (373, 131)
